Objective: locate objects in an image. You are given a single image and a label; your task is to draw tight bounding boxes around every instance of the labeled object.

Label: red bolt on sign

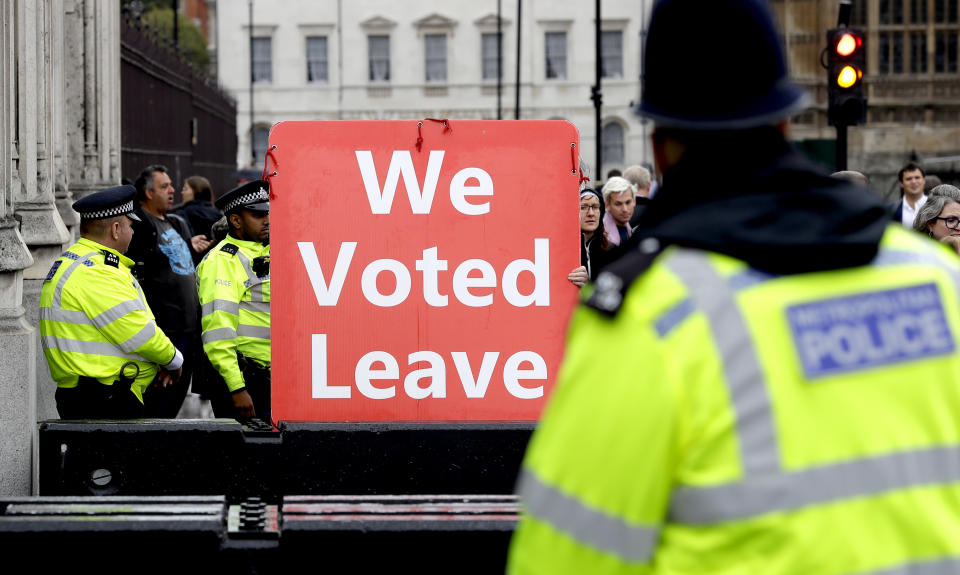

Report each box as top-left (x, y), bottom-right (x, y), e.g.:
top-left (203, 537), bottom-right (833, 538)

top-left (270, 121), bottom-right (581, 421)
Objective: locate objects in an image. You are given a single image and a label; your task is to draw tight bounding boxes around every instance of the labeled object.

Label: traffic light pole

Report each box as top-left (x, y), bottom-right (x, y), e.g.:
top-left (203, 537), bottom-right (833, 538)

top-left (836, 123), bottom-right (847, 171)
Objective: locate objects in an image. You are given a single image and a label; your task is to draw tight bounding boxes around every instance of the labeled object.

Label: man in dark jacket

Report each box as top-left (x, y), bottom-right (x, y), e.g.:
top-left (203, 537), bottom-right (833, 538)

top-left (127, 165), bottom-right (211, 417)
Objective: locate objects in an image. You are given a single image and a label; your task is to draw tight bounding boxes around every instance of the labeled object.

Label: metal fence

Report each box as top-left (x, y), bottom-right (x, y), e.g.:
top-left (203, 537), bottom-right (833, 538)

top-left (120, 7), bottom-right (237, 202)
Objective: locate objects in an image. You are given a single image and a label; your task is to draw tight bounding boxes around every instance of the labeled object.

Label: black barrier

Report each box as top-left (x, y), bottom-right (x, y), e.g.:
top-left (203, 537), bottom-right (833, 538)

top-left (279, 422), bottom-right (535, 495)
top-left (38, 419), bottom-right (282, 501)
top-left (39, 420), bottom-right (534, 501)
top-left (1, 494), bottom-right (519, 574)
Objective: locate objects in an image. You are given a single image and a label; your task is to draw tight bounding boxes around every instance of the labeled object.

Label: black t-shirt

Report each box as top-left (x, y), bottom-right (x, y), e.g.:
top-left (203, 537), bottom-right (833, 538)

top-left (130, 211), bottom-right (199, 334)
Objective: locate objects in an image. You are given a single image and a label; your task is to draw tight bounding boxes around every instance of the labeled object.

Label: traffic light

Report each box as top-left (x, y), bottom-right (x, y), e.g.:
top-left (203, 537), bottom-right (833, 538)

top-left (827, 26), bottom-right (866, 126)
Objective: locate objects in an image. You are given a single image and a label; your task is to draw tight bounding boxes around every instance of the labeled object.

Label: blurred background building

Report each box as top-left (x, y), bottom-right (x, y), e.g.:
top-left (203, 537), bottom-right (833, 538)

top-left (214, 0), bottom-right (648, 183)
top-left (211, 0), bottom-right (960, 199)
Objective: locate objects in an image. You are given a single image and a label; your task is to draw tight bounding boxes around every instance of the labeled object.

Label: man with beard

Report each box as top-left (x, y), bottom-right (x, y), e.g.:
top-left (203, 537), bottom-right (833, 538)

top-left (129, 165), bottom-right (211, 417)
top-left (196, 180), bottom-right (271, 423)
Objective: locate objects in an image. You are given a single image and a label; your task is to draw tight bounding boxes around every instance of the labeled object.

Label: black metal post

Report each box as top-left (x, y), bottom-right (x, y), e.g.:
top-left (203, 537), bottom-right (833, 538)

top-left (249, 0), bottom-right (256, 165)
top-left (515, 0), bottom-right (521, 120)
top-left (497, 0), bottom-right (502, 120)
top-left (593, 0), bottom-right (602, 182)
top-left (172, 0), bottom-right (178, 47)
top-left (836, 124), bottom-right (848, 171)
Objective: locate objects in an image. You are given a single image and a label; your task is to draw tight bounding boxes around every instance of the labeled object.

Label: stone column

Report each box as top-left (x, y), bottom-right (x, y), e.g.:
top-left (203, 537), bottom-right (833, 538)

top-left (34, 0), bottom-right (122, 423)
top-left (51, 0), bottom-right (78, 242)
top-left (0, 0), bottom-right (39, 496)
top-left (18, 0), bottom-right (71, 426)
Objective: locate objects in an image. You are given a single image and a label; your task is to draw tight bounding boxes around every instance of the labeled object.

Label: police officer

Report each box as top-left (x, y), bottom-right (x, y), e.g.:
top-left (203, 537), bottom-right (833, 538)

top-left (509, 1), bottom-right (960, 573)
top-left (196, 180), bottom-right (271, 422)
top-left (40, 185), bottom-right (184, 419)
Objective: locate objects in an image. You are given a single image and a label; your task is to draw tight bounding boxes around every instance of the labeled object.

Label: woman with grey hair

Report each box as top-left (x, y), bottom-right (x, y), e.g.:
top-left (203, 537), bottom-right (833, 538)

top-left (914, 190), bottom-right (960, 254)
top-left (929, 184), bottom-right (960, 200)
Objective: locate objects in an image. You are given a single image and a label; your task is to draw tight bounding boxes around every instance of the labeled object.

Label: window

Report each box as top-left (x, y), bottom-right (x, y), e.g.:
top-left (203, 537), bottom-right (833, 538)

top-left (425, 34), bottom-right (447, 83)
top-left (252, 126), bottom-right (270, 166)
top-left (879, 32), bottom-right (891, 73)
top-left (879, 32), bottom-right (906, 74)
top-left (936, 30), bottom-right (959, 72)
top-left (850, 1), bottom-right (868, 26)
top-left (911, 31), bottom-right (927, 72)
top-left (912, 0), bottom-right (928, 23)
top-left (368, 35), bottom-right (390, 82)
top-left (894, 32), bottom-right (904, 73)
top-left (601, 30), bottom-right (623, 79)
top-left (482, 33), bottom-right (501, 81)
top-left (601, 123), bottom-right (625, 165)
top-left (252, 37), bottom-right (272, 83)
top-left (545, 31), bottom-right (567, 80)
top-left (306, 36), bottom-right (328, 83)
top-left (934, 0), bottom-right (959, 22)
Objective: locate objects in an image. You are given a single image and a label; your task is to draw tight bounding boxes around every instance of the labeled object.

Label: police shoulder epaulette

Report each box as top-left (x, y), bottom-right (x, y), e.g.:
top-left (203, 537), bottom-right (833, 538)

top-left (585, 238), bottom-right (665, 317)
top-left (220, 243), bottom-right (239, 256)
top-left (100, 250), bottom-right (120, 268)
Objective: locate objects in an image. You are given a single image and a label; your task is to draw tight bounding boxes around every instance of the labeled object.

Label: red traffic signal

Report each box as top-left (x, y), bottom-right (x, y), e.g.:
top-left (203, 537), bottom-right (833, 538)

top-left (835, 32), bottom-right (862, 57)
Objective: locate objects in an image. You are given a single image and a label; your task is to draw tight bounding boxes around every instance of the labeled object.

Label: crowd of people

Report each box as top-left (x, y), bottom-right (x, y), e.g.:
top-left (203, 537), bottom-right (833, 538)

top-left (38, 166), bottom-right (272, 424)
top-left (571, 160), bottom-right (960, 288)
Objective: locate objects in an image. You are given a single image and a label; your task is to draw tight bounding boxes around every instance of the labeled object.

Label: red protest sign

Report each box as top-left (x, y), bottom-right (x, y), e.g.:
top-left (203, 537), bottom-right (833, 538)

top-left (270, 121), bottom-right (580, 421)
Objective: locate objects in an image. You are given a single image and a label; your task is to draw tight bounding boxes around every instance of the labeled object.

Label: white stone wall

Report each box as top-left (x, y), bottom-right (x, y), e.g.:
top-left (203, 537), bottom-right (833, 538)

top-left (217, 0), bottom-right (651, 180)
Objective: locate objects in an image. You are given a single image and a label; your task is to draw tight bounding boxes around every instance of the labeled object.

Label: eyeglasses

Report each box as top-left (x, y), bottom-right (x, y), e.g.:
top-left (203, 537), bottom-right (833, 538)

top-left (580, 204), bottom-right (601, 213)
top-left (935, 217), bottom-right (960, 230)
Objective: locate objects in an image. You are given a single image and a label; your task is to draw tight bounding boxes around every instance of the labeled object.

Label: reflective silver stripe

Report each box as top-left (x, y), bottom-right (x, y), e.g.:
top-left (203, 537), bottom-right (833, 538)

top-left (236, 250), bottom-right (268, 302)
top-left (670, 445), bottom-right (960, 525)
top-left (53, 252), bottom-right (96, 308)
top-left (202, 327), bottom-right (238, 344)
top-left (519, 468), bottom-right (659, 563)
top-left (202, 299), bottom-right (240, 317)
top-left (41, 335), bottom-right (148, 362)
top-left (865, 556), bottom-right (960, 575)
top-left (40, 307), bottom-right (89, 325)
top-left (92, 299), bottom-right (145, 328)
top-left (120, 322), bottom-right (156, 352)
top-left (40, 299), bottom-right (145, 329)
top-left (654, 298), bottom-right (694, 338)
top-left (665, 249), bottom-right (781, 474)
top-left (236, 251), bottom-right (257, 283)
top-left (237, 325), bottom-right (270, 339)
top-left (239, 300), bottom-right (270, 314)
top-left (249, 283), bottom-right (269, 302)
top-left (726, 267), bottom-right (778, 292)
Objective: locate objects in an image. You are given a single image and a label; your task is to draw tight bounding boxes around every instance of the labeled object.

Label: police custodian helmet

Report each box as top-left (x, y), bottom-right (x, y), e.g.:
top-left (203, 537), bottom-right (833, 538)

top-left (216, 179), bottom-right (270, 214)
top-left (72, 185), bottom-right (141, 222)
top-left (638, 0), bottom-right (809, 130)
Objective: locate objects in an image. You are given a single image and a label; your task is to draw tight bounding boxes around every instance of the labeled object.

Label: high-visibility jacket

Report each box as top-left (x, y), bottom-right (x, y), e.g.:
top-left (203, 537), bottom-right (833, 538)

top-left (509, 225), bottom-right (960, 575)
top-left (39, 237), bottom-right (178, 403)
top-left (196, 236), bottom-right (270, 392)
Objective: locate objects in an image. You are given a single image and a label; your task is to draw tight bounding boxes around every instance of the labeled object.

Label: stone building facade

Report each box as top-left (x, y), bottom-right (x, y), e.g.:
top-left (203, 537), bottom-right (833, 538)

top-left (215, 0), bottom-right (648, 180)
top-left (0, 0), bottom-right (122, 495)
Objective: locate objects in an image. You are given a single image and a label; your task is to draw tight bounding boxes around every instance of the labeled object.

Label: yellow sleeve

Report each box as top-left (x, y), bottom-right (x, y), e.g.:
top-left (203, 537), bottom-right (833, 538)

top-left (198, 249), bottom-right (245, 391)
